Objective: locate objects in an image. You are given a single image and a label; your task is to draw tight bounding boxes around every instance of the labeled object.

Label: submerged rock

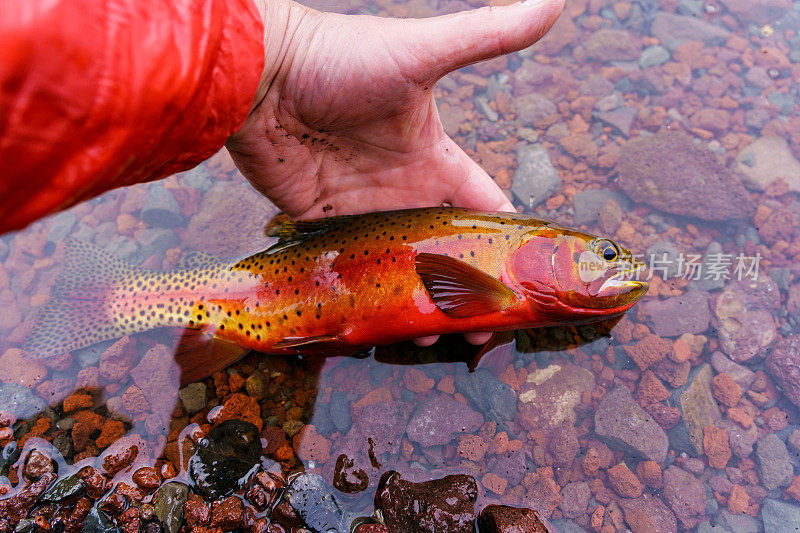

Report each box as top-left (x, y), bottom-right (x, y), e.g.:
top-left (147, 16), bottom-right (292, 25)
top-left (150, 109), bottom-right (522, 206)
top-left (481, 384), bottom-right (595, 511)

top-left (713, 278), bottom-right (779, 362)
top-left (735, 136), bottom-right (800, 192)
top-left (406, 395), bottom-right (482, 447)
top-left (375, 472), bottom-right (477, 533)
top-left (766, 335), bottom-right (800, 409)
top-left (676, 364), bottom-right (722, 456)
top-left (761, 498), bottom-right (800, 532)
top-left (594, 385), bottom-right (668, 464)
top-left (189, 420), bottom-right (261, 498)
top-left (616, 131), bottom-right (754, 220)
top-left (756, 433), bottom-right (793, 490)
top-left (512, 145), bottom-right (560, 208)
top-left (619, 493), bottom-right (677, 533)
top-left (478, 504), bottom-right (551, 532)
top-left (282, 473), bottom-right (355, 533)
top-left (517, 363), bottom-right (595, 433)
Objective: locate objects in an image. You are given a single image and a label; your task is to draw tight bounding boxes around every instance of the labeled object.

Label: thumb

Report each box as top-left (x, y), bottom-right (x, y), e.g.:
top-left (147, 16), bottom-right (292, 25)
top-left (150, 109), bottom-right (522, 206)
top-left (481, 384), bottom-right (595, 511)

top-left (400, 0), bottom-right (565, 83)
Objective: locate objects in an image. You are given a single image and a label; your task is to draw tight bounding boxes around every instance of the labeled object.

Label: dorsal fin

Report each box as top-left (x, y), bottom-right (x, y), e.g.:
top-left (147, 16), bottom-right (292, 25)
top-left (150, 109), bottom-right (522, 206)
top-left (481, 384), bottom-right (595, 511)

top-left (415, 252), bottom-right (520, 318)
top-left (266, 216), bottom-right (351, 254)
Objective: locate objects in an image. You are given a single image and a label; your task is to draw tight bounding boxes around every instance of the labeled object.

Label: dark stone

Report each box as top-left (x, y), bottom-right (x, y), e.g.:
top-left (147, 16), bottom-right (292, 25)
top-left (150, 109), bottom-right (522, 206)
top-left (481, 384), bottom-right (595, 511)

top-left (189, 420), bottom-right (261, 498)
top-left (478, 504), bottom-right (550, 532)
top-left (40, 474), bottom-right (84, 502)
top-left (153, 483), bottom-right (189, 533)
top-left (329, 391), bottom-right (353, 434)
top-left (332, 454), bottom-right (369, 494)
top-left (455, 369), bottom-right (516, 422)
top-left (141, 185), bottom-right (185, 228)
top-left (375, 472), bottom-right (477, 533)
top-left (80, 508), bottom-right (120, 533)
top-left (616, 131), bottom-right (754, 220)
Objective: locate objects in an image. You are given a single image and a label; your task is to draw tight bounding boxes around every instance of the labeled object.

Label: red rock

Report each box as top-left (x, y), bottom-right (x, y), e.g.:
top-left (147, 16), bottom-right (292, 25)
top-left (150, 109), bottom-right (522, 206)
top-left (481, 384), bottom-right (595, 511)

top-left (703, 425), bottom-right (732, 469)
top-left (662, 466), bottom-right (706, 527)
top-left (786, 475), bottom-right (800, 503)
top-left (293, 425), bottom-right (331, 464)
top-left (636, 370), bottom-right (670, 405)
top-left (624, 335), bottom-right (673, 370)
top-left (585, 29), bottom-right (642, 61)
top-left (478, 504), bottom-right (550, 532)
top-left (356, 525), bottom-right (389, 533)
top-left (212, 393), bottom-right (262, 431)
top-left (121, 385), bottom-right (150, 415)
top-left (129, 344), bottom-right (180, 414)
top-left (619, 494), bottom-right (677, 533)
top-left (636, 460), bottom-right (663, 489)
top-left (98, 336), bottom-right (138, 381)
top-left (712, 373), bottom-right (742, 408)
top-left (549, 423), bottom-right (579, 467)
top-left (132, 467), bottom-right (161, 492)
top-left (210, 496), bottom-right (243, 530)
top-left (63, 392), bottom-right (93, 413)
top-left (643, 402), bottom-right (681, 430)
top-left (403, 368), bottom-right (434, 393)
top-left (607, 463), bottom-right (643, 498)
top-left (436, 375), bottom-right (455, 395)
top-left (561, 133), bottom-right (598, 161)
top-left (457, 434), bottom-right (488, 462)
top-left (95, 419), bottom-right (126, 448)
top-left (184, 500), bottom-right (211, 527)
top-left (100, 434), bottom-right (142, 475)
top-left (482, 473), bottom-right (508, 495)
top-left (727, 484), bottom-right (754, 514)
top-left (690, 108), bottom-right (730, 134)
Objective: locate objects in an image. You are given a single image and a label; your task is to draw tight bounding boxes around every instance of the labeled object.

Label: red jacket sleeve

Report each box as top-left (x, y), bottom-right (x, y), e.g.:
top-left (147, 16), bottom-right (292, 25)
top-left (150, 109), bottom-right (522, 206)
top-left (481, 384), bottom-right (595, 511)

top-left (0, 0), bottom-right (264, 233)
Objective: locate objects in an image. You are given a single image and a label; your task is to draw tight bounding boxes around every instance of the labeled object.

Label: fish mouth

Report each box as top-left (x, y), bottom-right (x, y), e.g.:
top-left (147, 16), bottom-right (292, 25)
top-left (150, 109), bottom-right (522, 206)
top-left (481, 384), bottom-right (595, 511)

top-left (583, 260), bottom-right (648, 309)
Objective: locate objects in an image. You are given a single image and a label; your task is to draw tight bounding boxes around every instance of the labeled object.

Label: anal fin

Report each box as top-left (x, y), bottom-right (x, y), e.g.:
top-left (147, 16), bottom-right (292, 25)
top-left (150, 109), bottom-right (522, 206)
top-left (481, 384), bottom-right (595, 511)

top-left (173, 329), bottom-right (250, 386)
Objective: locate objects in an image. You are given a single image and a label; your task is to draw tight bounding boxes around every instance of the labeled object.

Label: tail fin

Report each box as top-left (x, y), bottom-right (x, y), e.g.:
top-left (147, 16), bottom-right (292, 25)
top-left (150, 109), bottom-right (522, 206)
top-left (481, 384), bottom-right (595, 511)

top-left (25, 239), bottom-right (141, 358)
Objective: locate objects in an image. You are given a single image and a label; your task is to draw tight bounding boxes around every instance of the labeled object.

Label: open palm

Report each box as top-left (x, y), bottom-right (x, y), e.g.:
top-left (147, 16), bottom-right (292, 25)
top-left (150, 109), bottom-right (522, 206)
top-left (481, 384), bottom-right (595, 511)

top-left (226, 0), bottom-right (564, 220)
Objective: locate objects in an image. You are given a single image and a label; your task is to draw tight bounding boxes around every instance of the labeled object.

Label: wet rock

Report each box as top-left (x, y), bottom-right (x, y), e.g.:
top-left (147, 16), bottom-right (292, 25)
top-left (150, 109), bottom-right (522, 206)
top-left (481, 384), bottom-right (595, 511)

top-left (710, 351), bottom-right (756, 390)
top-left (130, 344), bottom-right (180, 412)
top-left (178, 383), bottom-right (207, 414)
top-left (455, 369), bottom-right (516, 422)
top-left (40, 473), bottom-right (84, 502)
top-left (651, 12), bottom-right (730, 45)
top-left (514, 94), bottom-right (556, 127)
top-left (512, 145), bottom-right (560, 209)
top-left (209, 496), bottom-right (244, 530)
top-left (572, 189), bottom-right (629, 226)
top-left (153, 483), bottom-right (189, 533)
top-left (141, 185), bottom-right (185, 228)
top-left (607, 463), bottom-right (643, 498)
top-left (406, 395), bottom-right (482, 447)
top-left (375, 472), bottom-right (477, 533)
top-left (714, 279), bottom-right (779, 362)
top-left (761, 499), bottom-right (800, 532)
top-left (703, 425), bottom-right (731, 469)
top-left (293, 424), bottom-right (331, 464)
top-left (333, 454), bottom-right (368, 493)
top-left (766, 335), bottom-right (800, 409)
top-left (616, 131), bottom-right (754, 220)
top-left (549, 423), bottom-right (579, 467)
top-left (100, 434), bottom-right (142, 476)
top-left (478, 505), bottom-right (550, 532)
top-left (22, 448), bottom-right (55, 481)
top-left (595, 385), bottom-right (668, 464)
top-left (283, 473), bottom-right (355, 532)
top-left (585, 29), bottom-right (641, 61)
top-left (735, 136), bottom-right (800, 192)
top-left (80, 507), bottom-right (120, 532)
top-left (675, 364), bottom-right (722, 455)
top-left (711, 373), bottom-right (742, 408)
top-left (189, 420), bottom-right (261, 498)
top-left (619, 494), bottom-right (677, 533)
top-left (662, 466), bottom-right (706, 527)
top-left (639, 45), bottom-right (670, 68)
top-left (349, 400), bottom-right (410, 459)
top-left (719, 0), bottom-right (793, 26)
top-left (517, 363), bottom-right (595, 433)
top-left (491, 450), bottom-right (528, 487)
top-left (328, 391), bottom-right (353, 435)
top-left (559, 481), bottom-right (590, 519)
top-left (756, 433), bottom-right (793, 490)
top-left (641, 290), bottom-right (710, 337)
top-left (0, 382), bottom-right (46, 419)
top-left (212, 392), bottom-right (263, 431)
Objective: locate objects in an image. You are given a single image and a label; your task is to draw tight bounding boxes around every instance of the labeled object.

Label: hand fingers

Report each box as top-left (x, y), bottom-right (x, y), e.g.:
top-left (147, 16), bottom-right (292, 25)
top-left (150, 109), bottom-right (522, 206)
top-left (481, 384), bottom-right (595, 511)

top-left (465, 332), bottom-right (493, 345)
top-left (413, 335), bottom-right (440, 346)
top-left (404, 0), bottom-right (565, 83)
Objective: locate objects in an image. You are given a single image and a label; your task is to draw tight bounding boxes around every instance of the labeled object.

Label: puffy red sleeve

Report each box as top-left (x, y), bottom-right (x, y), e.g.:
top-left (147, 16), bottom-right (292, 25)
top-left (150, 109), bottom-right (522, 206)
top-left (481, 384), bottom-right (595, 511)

top-left (0, 0), bottom-right (264, 233)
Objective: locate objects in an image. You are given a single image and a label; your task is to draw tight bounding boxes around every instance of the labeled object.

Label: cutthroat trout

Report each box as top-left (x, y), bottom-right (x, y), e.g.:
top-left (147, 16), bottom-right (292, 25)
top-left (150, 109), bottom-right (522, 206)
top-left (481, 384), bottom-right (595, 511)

top-left (27, 208), bottom-right (647, 359)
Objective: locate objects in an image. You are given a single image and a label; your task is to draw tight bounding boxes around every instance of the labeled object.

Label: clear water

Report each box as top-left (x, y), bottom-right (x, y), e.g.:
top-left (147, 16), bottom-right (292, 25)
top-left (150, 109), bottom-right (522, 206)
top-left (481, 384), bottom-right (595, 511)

top-left (2, 0), bottom-right (800, 530)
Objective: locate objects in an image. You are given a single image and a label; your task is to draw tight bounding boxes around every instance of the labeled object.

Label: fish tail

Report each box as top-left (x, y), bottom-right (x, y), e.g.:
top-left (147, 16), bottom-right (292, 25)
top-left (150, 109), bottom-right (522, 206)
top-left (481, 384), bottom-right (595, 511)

top-left (25, 239), bottom-right (154, 358)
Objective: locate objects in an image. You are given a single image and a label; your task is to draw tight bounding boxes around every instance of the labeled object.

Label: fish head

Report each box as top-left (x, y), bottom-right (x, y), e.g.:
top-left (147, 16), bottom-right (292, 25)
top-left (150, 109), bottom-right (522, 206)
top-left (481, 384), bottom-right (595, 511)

top-left (507, 228), bottom-right (647, 317)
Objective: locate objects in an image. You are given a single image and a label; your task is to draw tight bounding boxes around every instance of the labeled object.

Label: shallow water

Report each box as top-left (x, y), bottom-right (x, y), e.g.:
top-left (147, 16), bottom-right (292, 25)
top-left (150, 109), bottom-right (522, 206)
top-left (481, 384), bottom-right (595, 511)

top-left (2, 0), bottom-right (800, 531)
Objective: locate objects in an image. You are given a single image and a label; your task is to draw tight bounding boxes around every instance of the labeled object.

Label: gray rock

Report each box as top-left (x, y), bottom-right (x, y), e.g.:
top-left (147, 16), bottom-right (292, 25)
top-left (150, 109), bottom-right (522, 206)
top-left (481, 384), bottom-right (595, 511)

top-left (756, 433), bottom-right (793, 490)
top-left (640, 45), bottom-right (671, 68)
top-left (641, 290), bottom-right (710, 337)
top-left (690, 242), bottom-right (727, 292)
top-left (761, 499), bottom-right (800, 533)
top-left (572, 189), bottom-right (629, 226)
top-left (154, 483), bottom-right (189, 533)
top-left (710, 351), bottom-right (756, 390)
top-left (595, 108), bottom-right (638, 137)
top-left (329, 391), bottom-right (353, 434)
top-left (136, 228), bottom-right (179, 257)
top-left (284, 473), bottom-right (356, 532)
top-left (559, 481), bottom-right (590, 519)
top-left (651, 12), bottom-right (731, 46)
top-left (179, 165), bottom-right (214, 191)
top-left (142, 185), bottom-right (185, 228)
top-left (407, 395), bottom-right (483, 447)
top-left (455, 368), bottom-right (516, 422)
top-left (514, 93), bottom-right (556, 126)
top-left (103, 236), bottom-right (141, 263)
top-left (595, 385), bottom-right (668, 464)
top-left (579, 74), bottom-right (615, 98)
top-left (512, 145), bottom-right (560, 209)
top-left (47, 211), bottom-right (77, 245)
top-left (645, 241), bottom-right (683, 279)
top-left (595, 93), bottom-right (621, 112)
top-left (178, 382), bottom-right (207, 414)
top-left (0, 383), bottom-right (46, 419)
top-left (735, 136), bottom-right (800, 193)
top-left (80, 508), bottom-right (120, 532)
top-left (716, 508), bottom-right (762, 533)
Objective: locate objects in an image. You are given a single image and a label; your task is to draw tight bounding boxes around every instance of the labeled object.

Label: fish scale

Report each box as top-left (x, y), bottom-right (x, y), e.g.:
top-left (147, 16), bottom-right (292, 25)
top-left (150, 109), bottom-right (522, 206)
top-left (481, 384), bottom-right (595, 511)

top-left (26, 207), bottom-right (647, 359)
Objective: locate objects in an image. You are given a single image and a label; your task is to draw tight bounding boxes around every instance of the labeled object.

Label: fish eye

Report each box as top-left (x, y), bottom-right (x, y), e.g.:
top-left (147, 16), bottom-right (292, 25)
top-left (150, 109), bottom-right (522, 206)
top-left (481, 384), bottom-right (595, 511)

top-left (594, 240), bottom-right (619, 262)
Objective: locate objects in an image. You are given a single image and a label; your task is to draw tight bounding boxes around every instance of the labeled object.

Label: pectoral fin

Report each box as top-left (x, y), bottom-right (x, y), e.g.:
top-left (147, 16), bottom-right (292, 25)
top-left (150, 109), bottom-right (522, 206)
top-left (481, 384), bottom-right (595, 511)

top-left (414, 252), bottom-right (519, 318)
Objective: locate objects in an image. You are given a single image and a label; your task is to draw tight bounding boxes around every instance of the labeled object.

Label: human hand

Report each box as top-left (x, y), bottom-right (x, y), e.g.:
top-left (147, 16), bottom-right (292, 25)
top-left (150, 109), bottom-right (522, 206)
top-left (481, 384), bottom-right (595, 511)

top-left (227, 0), bottom-right (564, 346)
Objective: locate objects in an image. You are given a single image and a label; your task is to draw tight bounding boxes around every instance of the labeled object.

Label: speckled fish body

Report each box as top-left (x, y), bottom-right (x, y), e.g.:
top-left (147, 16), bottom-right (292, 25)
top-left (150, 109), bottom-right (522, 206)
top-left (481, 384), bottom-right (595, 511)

top-left (27, 207), bottom-right (647, 358)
